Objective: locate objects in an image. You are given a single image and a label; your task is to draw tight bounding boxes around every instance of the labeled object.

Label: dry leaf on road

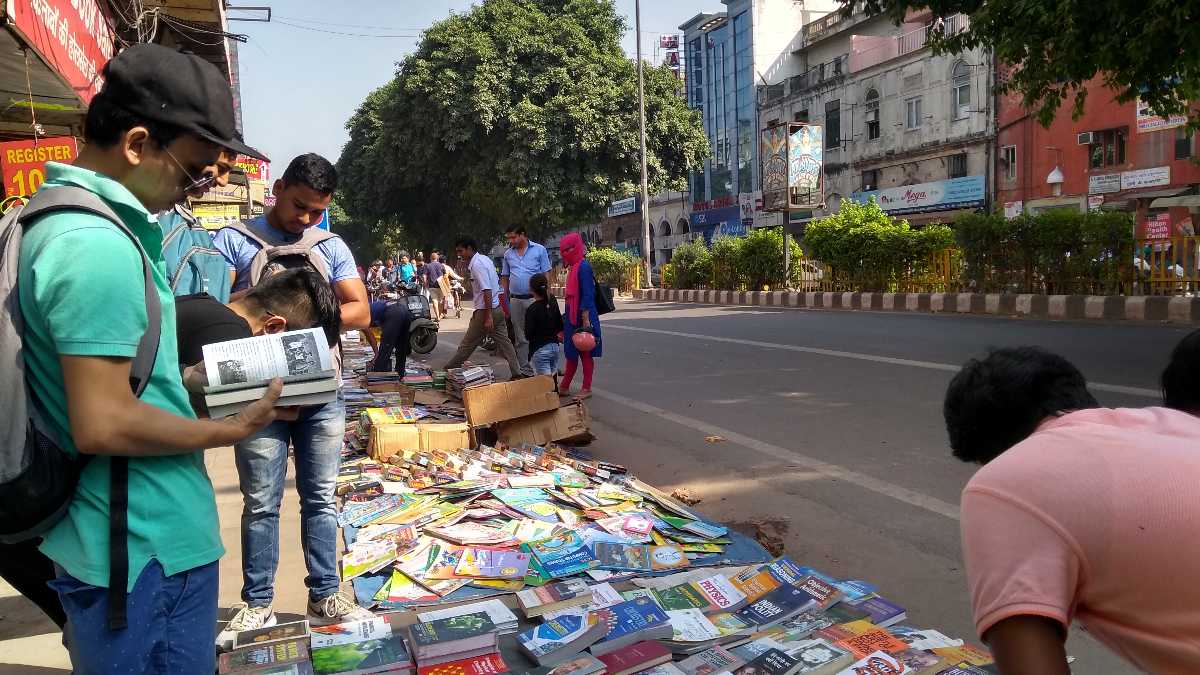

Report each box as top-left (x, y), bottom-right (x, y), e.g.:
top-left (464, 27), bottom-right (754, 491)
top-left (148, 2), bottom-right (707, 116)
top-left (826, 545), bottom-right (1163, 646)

top-left (704, 435), bottom-right (726, 443)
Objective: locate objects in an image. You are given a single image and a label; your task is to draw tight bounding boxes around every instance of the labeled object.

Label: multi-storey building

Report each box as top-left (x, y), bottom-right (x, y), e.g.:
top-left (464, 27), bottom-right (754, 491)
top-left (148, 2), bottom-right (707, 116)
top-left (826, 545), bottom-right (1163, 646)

top-left (681, 0), bottom-right (839, 239)
top-left (995, 71), bottom-right (1200, 240)
top-left (758, 6), bottom-right (993, 228)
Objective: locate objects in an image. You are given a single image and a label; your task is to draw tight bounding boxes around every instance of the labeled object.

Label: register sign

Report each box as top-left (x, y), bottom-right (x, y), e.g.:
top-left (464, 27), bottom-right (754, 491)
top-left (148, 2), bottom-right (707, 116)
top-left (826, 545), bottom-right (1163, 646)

top-left (0, 136), bottom-right (78, 198)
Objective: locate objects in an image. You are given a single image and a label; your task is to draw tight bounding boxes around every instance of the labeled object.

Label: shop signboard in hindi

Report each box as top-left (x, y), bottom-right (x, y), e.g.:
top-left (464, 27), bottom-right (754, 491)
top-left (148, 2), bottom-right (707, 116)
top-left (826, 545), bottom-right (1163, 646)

top-left (1088, 173), bottom-right (1121, 195)
top-left (235, 156), bottom-right (270, 182)
top-left (788, 123), bottom-right (823, 209)
top-left (1136, 98), bottom-right (1188, 134)
top-left (6, 0), bottom-right (116, 104)
top-left (1121, 166), bottom-right (1171, 191)
top-left (0, 136), bottom-right (78, 198)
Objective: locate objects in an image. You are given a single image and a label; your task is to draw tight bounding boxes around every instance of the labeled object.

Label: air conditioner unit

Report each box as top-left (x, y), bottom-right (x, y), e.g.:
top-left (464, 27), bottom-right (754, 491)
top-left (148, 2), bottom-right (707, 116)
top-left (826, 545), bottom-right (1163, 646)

top-left (1077, 131), bottom-right (1095, 145)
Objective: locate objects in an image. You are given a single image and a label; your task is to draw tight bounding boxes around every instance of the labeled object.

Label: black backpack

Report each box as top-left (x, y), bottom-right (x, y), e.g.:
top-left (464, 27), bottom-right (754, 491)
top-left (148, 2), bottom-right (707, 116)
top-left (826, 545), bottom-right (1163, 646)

top-left (0, 186), bottom-right (160, 630)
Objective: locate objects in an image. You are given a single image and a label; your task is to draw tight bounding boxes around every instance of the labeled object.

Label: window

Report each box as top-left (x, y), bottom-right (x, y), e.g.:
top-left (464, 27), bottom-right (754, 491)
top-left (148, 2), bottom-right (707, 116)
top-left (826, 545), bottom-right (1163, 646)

top-left (615, 227), bottom-right (624, 242)
top-left (905, 97), bottom-right (922, 130)
top-left (947, 153), bottom-right (968, 179)
top-left (1176, 127), bottom-right (1194, 160)
top-left (861, 169), bottom-right (880, 191)
top-left (1001, 145), bottom-right (1017, 181)
top-left (660, 221), bottom-right (672, 237)
top-left (795, 109), bottom-right (809, 122)
top-left (825, 100), bottom-right (841, 149)
top-left (952, 61), bottom-right (971, 119)
top-left (1089, 129), bottom-right (1126, 168)
top-left (678, 218), bottom-right (689, 234)
top-left (864, 89), bottom-right (880, 140)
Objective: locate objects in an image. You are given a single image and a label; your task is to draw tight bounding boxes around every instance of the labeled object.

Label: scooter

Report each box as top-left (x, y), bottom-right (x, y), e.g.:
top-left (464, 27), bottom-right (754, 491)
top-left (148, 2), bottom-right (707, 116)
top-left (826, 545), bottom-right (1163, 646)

top-left (384, 283), bottom-right (439, 355)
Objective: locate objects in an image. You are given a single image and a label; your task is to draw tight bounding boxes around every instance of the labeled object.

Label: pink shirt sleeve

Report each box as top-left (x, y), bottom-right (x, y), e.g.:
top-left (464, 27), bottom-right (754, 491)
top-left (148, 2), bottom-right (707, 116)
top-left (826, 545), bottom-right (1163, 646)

top-left (960, 486), bottom-right (1084, 640)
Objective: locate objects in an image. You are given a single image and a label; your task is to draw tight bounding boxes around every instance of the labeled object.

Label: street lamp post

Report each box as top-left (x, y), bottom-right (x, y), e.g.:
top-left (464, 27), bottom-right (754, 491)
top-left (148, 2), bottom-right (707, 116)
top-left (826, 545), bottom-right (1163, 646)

top-left (636, 0), bottom-right (653, 288)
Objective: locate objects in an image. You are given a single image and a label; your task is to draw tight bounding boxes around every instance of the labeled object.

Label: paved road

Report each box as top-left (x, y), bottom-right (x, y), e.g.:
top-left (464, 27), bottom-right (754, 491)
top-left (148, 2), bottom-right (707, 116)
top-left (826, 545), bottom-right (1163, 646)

top-left (435, 300), bottom-right (1190, 673)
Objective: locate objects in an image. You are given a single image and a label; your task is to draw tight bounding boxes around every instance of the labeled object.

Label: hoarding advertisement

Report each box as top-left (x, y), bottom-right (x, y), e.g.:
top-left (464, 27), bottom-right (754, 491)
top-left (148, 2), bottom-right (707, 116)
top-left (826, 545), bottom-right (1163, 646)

top-left (788, 123), bottom-right (823, 209)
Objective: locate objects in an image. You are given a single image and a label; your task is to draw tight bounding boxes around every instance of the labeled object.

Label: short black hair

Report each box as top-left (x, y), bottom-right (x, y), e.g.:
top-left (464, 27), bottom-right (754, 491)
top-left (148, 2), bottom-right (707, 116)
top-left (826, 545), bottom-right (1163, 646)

top-left (505, 226), bottom-right (526, 236)
top-left (282, 153), bottom-right (338, 195)
top-left (243, 268), bottom-right (342, 347)
top-left (455, 237), bottom-right (478, 252)
top-left (84, 92), bottom-right (184, 148)
top-left (1163, 328), bottom-right (1200, 413)
top-left (530, 272), bottom-right (548, 298)
top-left (944, 347), bottom-right (1098, 464)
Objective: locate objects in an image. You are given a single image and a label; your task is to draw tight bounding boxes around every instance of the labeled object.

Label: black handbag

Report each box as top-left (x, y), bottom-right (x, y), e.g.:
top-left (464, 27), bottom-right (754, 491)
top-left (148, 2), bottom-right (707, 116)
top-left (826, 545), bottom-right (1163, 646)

top-left (593, 278), bottom-right (615, 316)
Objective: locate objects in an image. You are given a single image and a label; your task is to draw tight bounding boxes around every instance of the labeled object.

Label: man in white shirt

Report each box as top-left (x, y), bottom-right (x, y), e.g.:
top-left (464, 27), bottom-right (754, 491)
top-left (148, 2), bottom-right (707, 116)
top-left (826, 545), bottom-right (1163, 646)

top-left (442, 237), bottom-right (523, 378)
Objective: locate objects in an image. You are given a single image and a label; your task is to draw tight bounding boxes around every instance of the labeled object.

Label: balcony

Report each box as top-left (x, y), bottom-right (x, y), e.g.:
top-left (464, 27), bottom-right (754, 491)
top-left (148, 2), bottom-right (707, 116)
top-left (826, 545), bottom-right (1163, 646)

top-left (898, 13), bottom-right (970, 56)
top-left (787, 55), bottom-right (849, 96)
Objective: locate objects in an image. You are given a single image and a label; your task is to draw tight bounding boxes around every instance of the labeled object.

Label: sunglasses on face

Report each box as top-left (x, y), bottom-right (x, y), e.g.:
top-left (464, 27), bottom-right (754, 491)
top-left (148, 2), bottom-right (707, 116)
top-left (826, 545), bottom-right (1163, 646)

top-left (162, 146), bottom-right (216, 193)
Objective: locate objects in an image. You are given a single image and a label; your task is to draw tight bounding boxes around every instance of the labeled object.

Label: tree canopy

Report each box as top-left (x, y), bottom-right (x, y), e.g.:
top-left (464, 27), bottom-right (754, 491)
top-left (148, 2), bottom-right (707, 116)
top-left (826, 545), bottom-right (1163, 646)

top-left (337, 0), bottom-right (709, 252)
top-left (851, 0), bottom-right (1200, 126)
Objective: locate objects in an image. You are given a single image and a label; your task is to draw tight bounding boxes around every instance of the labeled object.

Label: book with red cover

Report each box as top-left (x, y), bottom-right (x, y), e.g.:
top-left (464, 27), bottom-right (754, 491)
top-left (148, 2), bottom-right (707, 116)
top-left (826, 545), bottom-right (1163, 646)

top-left (596, 640), bottom-right (673, 675)
top-left (416, 652), bottom-right (508, 675)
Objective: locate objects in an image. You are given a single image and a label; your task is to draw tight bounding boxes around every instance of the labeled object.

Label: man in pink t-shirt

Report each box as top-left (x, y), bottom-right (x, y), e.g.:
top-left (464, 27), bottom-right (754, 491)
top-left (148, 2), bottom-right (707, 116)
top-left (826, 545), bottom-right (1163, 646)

top-left (946, 347), bottom-right (1200, 675)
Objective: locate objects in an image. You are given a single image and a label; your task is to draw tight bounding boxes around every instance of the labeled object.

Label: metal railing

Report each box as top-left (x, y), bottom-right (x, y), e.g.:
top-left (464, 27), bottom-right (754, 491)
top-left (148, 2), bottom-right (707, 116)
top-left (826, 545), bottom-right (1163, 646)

top-left (1134, 236), bottom-right (1200, 296)
top-left (898, 14), bottom-right (969, 56)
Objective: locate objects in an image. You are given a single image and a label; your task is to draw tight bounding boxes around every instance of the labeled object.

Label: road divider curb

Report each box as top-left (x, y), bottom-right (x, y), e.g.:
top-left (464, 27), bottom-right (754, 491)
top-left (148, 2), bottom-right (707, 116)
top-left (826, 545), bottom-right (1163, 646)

top-left (633, 288), bottom-right (1200, 323)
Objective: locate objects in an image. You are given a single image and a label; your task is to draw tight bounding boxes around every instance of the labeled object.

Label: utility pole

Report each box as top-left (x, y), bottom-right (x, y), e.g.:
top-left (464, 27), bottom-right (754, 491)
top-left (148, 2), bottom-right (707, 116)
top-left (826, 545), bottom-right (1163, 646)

top-left (636, 0), bottom-right (653, 288)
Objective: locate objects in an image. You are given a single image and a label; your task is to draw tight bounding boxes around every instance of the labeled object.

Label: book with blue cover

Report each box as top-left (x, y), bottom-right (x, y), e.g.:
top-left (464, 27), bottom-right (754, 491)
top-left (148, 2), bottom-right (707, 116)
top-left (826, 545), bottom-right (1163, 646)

top-left (734, 584), bottom-right (819, 628)
top-left (588, 597), bottom-right (673, 656)
top-left (794, 566), bottom-right (876, 602)
top-left (524, 531), bottom-right (599, 579)
top-left (517, 613), bottom-right (608, 666)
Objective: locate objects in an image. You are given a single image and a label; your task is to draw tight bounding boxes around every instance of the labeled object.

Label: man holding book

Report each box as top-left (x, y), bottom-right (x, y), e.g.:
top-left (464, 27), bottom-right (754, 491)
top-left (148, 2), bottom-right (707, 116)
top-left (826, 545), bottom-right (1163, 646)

top-left (213, 153), bottom-right (374, 643)
top-left (13, 44), bottom-right (286, 672)
top-left (945, 347), bottom-right (1200, 675)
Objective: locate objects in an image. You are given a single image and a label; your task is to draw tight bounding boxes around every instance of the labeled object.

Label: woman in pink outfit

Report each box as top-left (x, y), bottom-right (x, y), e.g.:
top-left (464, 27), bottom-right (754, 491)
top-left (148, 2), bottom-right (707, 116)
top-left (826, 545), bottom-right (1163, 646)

top-left (558, 233), bottom-right (601, 400)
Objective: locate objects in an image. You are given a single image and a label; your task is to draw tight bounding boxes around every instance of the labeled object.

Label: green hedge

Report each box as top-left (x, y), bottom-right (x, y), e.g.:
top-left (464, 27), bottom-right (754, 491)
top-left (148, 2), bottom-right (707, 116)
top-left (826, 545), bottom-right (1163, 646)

top-left (587, 246), bottom-right (640, 291)
top-left (952, 209), bottom-right (1133, 293)
top-left (804, 199), bottom-right (954, 292)
top-left (667, 229), bottom-right (806, 290)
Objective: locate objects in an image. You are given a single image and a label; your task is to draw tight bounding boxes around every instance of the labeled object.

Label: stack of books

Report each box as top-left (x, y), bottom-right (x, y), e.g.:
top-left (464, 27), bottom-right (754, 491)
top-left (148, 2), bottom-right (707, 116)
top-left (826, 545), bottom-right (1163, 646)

top-left (445, 365), bottom-right (495, 399)
top-left (408, 610), bottom-right (504, 672)
top-left (310, 616), bottom-right (413, 675)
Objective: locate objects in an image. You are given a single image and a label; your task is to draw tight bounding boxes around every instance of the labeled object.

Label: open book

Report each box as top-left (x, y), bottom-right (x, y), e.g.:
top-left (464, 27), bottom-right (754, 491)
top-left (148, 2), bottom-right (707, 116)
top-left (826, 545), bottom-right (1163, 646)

top-left (202, 327), bottom-right (337, 418)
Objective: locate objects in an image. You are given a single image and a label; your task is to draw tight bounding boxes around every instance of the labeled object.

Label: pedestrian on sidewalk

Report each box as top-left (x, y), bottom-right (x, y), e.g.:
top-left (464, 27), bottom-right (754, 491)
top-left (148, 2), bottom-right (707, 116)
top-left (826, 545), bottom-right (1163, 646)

top-left (502, 225), bottom-right (552, 377)
top-left (525, 272), bottom-right (564, 378)
top-left (424, 250), bottom-right (449, 320)
top-left (945, 346), bottom-right (1200, 675)
top-left (212, 154), bottom-right (373, 645)
top-left (442, 237), bottom-right (523, 379)
top-left (1161, 327), bottom-right (1200, 415)
top-left (558, 232), bottom-right (601, 400)
top-left (8, 44), bottom-right (284, 673)
top-left (399, 253), bottom-right (416, 284)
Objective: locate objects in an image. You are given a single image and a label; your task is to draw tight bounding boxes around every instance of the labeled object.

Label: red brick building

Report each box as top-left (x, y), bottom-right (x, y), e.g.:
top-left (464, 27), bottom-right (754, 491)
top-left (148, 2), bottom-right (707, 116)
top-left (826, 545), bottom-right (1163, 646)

top-left (995, 71), bottom-right (1200, 240)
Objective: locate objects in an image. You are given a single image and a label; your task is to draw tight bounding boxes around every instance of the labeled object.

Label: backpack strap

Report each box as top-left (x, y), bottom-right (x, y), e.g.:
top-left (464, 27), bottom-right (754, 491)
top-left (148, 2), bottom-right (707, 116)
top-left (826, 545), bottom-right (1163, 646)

top-left (160, 204), bottom-right (197, 249)
top-left (20, 186), bottom-right (162, 631)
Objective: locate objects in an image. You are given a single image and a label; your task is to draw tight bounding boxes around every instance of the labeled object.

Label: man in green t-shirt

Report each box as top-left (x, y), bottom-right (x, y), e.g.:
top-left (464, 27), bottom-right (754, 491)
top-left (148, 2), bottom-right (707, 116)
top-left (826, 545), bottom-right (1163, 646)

top-left (17, 44), bottom-right (285, 673)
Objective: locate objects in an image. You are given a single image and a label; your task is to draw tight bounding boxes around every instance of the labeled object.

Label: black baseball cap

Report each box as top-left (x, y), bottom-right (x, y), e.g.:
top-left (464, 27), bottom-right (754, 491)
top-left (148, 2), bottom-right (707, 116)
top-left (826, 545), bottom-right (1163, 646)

top-left (99, 43), bottom-right (268, 161)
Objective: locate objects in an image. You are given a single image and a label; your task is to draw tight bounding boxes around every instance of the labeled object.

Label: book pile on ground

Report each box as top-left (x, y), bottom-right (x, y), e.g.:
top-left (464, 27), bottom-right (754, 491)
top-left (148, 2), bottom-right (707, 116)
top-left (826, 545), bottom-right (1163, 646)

top-left (403, 365), bottom-right (436, 389)
top-left (446, 365), bottom-right (495, 399)
top-left (409, 610), bottom-right (502, 669)
top-left (310, 616), bottom-right (413, 675)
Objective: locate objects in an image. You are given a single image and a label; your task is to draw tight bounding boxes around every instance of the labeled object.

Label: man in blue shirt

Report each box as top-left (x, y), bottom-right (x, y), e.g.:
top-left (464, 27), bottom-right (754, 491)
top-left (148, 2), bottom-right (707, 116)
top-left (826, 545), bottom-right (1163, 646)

top-left (501, 225), bottom-right (552, 377)
top-left (398, 253), bottom-right (416, 284)
top-left (212, 154), bottom-right (373, 645)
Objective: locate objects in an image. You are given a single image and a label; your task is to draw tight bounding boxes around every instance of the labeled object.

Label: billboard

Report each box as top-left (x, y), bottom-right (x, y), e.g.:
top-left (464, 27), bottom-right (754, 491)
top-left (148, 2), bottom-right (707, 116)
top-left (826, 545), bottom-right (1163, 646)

top-left (760, 123), bottom-right (823, 212)
top-left (788, 123), bottom-right (823, 209)
top-left (6, 0), bottom-right (116, 104)
top-left (659, 35), bottom-right (679, 49)
top-left (851, 176), bottom-right (986, 215)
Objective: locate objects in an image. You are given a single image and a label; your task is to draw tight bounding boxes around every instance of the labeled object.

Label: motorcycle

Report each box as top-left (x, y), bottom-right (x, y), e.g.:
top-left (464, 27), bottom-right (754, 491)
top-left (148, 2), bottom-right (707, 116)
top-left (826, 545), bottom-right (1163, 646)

top-left (383, 282), bottom-right (439, 355)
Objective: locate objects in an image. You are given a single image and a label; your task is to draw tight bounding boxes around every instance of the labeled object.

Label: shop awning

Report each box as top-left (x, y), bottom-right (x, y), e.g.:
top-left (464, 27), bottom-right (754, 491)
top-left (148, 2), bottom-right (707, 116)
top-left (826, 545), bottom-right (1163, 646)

top-left (0, 28), bottom-right (86, 134)
top-left (1150, 195), bottom-right (1200, 209)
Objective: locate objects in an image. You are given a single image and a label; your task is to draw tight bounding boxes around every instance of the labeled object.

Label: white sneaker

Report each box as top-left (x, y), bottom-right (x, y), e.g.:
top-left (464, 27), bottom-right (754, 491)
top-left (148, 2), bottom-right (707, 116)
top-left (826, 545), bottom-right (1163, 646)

top-left (307, 592), bottom-right (375, 626)
top-left (216, 602), bottom-right (276, 650)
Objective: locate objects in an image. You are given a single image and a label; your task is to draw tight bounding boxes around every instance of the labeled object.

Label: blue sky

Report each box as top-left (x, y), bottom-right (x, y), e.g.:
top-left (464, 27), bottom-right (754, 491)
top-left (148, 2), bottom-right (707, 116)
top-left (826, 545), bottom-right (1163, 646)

top-left (236, 0), bottom-right (720, 171)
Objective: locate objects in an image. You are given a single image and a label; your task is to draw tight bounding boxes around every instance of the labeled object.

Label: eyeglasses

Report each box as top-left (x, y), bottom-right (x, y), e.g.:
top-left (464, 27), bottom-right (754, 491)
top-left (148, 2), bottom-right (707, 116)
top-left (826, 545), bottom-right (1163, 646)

top-left (162, 146), bottom-right (216, 193)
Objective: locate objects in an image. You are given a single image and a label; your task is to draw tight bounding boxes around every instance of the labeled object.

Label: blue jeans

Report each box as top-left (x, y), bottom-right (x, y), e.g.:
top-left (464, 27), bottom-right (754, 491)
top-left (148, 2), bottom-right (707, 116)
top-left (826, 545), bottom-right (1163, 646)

top-left (236, 395), bottom-right (345, 606)
top-left (530, 343), bottom-right (561, 376)
top-left (49, 560), bottom-right (218, 674)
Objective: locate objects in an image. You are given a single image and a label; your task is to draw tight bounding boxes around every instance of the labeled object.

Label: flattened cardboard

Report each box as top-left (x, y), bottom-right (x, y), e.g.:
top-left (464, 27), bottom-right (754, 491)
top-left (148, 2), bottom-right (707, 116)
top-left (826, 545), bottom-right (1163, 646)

top-left (498, 403), bottom-right (591, 446)
top-left (463, 375), bottom-right (559, 427)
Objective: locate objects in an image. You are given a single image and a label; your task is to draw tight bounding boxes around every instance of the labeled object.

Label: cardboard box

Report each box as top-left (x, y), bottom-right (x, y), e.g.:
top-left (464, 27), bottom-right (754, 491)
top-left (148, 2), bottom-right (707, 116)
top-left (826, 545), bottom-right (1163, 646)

top-left (369, 424), bottom-right (421, 462)
top-left (369, 422), bottom-right (473, 461)
top-left (420, 422), bottom-right (471, 452)
top-left (365, 378), bottom-right (417, 404)
top-left (462, 375), bottom-right (559, 427)
top-left (497, 402), bottom-right (591, 446)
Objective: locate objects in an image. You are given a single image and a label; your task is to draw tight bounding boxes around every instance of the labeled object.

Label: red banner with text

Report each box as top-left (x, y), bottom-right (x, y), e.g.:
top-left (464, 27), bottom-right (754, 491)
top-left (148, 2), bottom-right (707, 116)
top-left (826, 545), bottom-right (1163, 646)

top-left (6, 0), bottom-right (117, 104)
